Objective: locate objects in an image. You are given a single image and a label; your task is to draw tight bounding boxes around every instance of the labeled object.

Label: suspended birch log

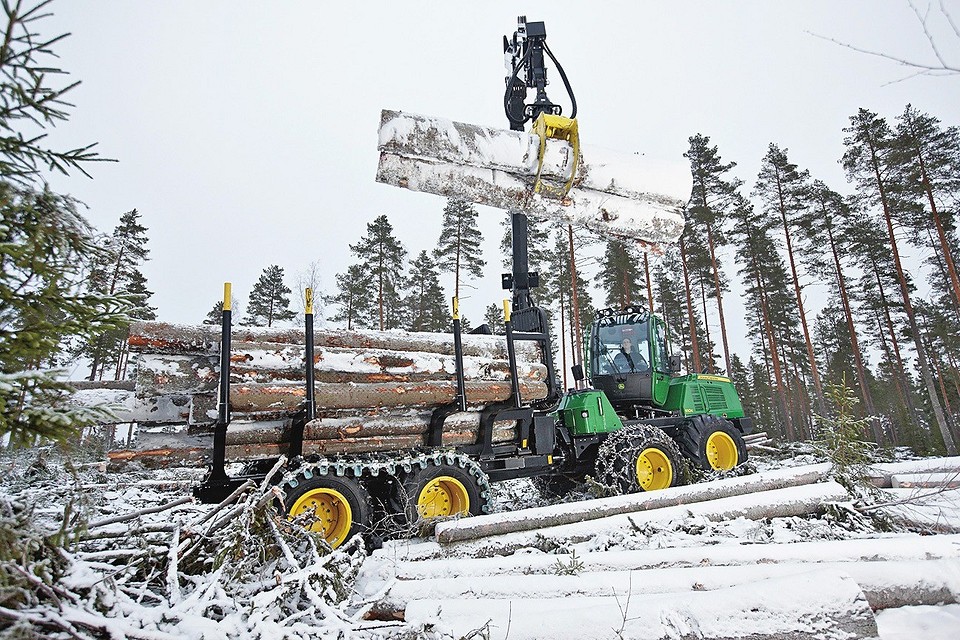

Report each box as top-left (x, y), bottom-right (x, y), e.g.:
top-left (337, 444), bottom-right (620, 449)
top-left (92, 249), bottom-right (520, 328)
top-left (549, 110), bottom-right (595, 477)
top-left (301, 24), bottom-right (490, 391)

top-left (133, 350), bottom-right (546, 396)
top-left (376, 110), bottom-right (690, 249)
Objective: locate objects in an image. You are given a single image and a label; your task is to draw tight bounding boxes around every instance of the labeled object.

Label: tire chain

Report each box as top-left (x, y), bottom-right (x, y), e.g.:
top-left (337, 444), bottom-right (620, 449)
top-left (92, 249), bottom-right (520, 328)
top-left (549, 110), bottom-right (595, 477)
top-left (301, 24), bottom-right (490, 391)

top-left (278, 449), bottom-right (493, 514)
top-left (594, 424), bottom-right (684, 494)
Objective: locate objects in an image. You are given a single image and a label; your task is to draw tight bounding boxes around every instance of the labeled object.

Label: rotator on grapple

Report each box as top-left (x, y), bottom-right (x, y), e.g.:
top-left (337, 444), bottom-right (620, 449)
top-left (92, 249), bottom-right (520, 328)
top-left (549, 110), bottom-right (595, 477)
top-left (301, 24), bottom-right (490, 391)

top-left (192, 16), bottom-right (754, 551)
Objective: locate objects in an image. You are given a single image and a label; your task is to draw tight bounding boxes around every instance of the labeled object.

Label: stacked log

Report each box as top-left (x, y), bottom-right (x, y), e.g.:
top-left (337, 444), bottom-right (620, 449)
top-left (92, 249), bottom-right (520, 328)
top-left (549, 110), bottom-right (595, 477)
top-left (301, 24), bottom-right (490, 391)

top-left (105, 321), bottom-right (550, 465)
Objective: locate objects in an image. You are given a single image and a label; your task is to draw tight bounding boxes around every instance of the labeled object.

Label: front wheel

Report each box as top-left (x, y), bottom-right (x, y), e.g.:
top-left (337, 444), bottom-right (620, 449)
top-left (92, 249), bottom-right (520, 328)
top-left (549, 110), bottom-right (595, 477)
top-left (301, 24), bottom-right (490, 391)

top-left (677, 416), bottom-right (748, 471)
top-left (595, 424), bottom-right (685, 494)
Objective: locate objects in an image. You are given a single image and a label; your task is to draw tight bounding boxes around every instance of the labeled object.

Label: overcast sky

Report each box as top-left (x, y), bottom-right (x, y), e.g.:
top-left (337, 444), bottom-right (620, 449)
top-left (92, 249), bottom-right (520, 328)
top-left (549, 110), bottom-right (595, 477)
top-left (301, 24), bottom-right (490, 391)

top-left (41, 1), bottom-right (960, 364)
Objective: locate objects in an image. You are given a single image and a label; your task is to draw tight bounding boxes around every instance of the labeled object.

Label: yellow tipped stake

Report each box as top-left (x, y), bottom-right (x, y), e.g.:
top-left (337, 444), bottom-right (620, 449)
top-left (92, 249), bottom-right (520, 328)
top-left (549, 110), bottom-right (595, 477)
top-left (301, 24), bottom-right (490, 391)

top-left (303, 288), bottom-right (316, 426)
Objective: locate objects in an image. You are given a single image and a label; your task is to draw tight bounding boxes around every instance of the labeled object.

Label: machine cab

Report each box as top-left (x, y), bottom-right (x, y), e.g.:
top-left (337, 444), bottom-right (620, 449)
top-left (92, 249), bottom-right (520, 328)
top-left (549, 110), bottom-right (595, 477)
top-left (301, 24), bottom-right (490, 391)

top-left (586, 307), bottom-right (673, 413)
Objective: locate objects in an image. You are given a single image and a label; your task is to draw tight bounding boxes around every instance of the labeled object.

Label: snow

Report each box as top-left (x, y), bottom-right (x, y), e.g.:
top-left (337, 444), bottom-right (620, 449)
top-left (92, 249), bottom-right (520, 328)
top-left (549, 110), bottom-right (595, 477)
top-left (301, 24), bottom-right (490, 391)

top-left (4, 447), bottom-right (960, 639)
top-left (876, 604), bottom-right (960, 640)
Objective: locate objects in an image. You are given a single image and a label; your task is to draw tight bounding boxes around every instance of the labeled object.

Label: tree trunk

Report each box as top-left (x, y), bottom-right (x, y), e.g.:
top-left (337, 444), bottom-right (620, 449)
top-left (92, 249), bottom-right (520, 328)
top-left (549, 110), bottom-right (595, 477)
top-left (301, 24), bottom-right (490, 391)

top-left (567, 225), bottom-right (583, 369)
top-left (643, 250), bottom-right (654, 313)
top-left (679, 237), bottom-right (702, 373)
top-left (826, 220), bottom-right (879, 422)
top-left (705, 221), bottom-right (732, 376)
top-left (773, 176), bottom-right (826, 415)
top-left (867, 137), bottom-right (956, 454)
top-left (699, 276), bottom-right (714, 373)
top-left (752, 253), bottom-right (794, 440)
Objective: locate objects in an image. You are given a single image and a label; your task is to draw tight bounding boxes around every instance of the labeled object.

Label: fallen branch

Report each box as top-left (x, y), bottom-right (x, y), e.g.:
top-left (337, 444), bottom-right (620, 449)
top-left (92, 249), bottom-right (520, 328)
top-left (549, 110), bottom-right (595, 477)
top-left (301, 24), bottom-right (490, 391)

top-left (87, 496), bottom-right (193, 529)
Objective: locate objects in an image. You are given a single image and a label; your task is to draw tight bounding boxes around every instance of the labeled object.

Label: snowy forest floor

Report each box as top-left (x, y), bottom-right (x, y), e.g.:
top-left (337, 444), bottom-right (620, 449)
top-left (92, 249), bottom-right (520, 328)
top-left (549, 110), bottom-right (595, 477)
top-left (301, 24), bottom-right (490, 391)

top-left (1, 442), bottom-right (959, 639)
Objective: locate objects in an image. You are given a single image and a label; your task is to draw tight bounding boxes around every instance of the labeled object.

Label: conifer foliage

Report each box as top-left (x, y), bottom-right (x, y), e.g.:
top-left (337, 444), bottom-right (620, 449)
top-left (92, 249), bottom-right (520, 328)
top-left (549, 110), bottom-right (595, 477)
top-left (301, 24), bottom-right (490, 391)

top-left (0, 1), bottom-right (128, 444)
top-left (243, 265), bottom-right (295, 328)
top-left (434, 197), bottom-right (486, 299)
top-left (349, 215), bottom-right (407, 331)
top-left (78, 209), bottom-right (156, 380)
top-left (405, 251), bottom-right (449, 332)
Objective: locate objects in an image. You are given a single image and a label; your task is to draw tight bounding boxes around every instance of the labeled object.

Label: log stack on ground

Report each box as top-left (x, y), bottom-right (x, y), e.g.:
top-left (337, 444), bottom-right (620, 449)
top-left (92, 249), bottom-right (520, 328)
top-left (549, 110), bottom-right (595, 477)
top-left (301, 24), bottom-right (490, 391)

top-left (100, 321), bottom-right (550, 467)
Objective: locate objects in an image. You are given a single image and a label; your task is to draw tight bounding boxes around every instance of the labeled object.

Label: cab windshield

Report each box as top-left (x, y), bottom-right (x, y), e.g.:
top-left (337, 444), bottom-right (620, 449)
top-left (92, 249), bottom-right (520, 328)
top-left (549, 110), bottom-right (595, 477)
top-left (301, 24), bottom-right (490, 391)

top-left (592, 314), bottom-right (651, 375)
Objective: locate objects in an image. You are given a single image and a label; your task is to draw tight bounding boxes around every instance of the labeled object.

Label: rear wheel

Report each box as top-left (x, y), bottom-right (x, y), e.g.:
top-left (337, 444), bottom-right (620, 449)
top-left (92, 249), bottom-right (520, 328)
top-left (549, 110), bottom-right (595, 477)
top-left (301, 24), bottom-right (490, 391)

top-left (595, 424), bottom-right (684, 494)
top-left (283, 471), bottom-right (370, 550)
top-left (677, 416), bottom-right (748, 471)
top-left (398, 455), bottom-right (489, 525)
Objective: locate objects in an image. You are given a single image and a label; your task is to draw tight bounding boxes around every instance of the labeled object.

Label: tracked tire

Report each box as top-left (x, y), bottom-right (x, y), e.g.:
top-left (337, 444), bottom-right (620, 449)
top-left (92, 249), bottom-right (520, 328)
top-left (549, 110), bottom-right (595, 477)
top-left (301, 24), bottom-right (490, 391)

top-left (676, 415), bottom-right (748, 471)
top-left (396, 452), bottom-right (491, 527)
top-left (282, 469), bottom-right (370, 550)
top-left (595, 424), bottom-right (685, 494)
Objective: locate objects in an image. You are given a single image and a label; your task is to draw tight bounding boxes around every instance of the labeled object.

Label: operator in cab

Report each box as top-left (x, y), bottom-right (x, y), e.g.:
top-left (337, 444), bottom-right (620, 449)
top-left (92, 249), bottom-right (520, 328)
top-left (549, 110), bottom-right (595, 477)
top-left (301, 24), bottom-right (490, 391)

top-left (613, 337), bottom-right (649, 373)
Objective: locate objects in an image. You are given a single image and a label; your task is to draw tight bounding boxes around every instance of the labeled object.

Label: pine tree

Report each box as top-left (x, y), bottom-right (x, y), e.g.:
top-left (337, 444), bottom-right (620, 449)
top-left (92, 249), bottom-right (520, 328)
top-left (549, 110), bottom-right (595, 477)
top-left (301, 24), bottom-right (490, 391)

top-left (434, 197), bottom-right (485, 299)
top-left (892, 105), bottom-right (960, 317)
top-left (598, 239), bottom-right (643, 309)
top-left (0, 3), bottom-right (127, 445)
top-left (325, 264), bottom-right (371, 330)
top-left (843, 108), bottom-right (955, 454)
top-left (728, 195), bottom-right (799, 439)
top-left (77, 209), bottom-right (156, 380)
top-left (350, 215), bottom-right (406, 331)
top-left (684, 134), bottom-right (738, 376)
top-left (405, 251), bottom-right (449, 332)
top-left (483, 303), bottom-right (505, 334)
top-left (754, 144), bottom-right (827, 416)
top-left (243, 265), bottom-right (295, 327)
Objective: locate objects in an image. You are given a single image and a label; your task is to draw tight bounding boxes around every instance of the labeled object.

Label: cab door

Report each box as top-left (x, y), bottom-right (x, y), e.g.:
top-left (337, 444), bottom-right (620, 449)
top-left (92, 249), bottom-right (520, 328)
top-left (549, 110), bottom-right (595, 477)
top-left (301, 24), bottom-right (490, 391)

top-left (650, 318), bottom-right (671, 406)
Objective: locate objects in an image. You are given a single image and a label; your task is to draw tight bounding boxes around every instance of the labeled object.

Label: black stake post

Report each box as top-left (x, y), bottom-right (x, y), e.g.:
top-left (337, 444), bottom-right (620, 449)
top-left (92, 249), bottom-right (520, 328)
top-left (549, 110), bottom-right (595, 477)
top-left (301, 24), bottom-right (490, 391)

top-left (210, 282), bottom-right (232, 483)
top-left (452, 296), bottom-right (467, 412)
top-left (503, 299), bottom-right (522, 408)
top-left (287, 288), bottom-right (314, 462)
top-left (304, 288), bottom-right (316, 422)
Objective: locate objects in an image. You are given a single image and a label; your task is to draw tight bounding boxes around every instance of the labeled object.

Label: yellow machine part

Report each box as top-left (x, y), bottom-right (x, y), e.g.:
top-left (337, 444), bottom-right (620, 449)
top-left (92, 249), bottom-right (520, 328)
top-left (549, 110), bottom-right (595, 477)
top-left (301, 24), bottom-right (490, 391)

top-left (532, 113), bottom-right (579, 197)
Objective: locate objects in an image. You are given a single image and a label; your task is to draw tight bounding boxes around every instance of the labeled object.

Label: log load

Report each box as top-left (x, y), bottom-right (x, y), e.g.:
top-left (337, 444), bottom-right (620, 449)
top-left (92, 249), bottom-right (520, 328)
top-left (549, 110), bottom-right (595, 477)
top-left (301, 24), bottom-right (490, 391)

top-left (122, 321), bottom-right (549, 426)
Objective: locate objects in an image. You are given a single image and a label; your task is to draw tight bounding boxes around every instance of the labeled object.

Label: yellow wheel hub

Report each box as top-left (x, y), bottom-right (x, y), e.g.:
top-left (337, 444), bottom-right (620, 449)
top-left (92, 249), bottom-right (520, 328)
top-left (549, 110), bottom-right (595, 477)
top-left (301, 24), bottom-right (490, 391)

top-left (417, 476), bottom-right (470, 518)
top-left (635, 448), bottom-right (673, 491)
top-left (706, 431), bottom-right (739, 470)
top-left (289, 488), bottom-right (353, 549)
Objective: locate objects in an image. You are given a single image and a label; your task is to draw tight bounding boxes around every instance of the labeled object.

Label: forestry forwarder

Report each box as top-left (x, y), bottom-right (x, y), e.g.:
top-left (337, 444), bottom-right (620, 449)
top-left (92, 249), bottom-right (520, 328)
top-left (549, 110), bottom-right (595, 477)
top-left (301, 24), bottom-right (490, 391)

top-left (193, 17), bottom-right (753, 549)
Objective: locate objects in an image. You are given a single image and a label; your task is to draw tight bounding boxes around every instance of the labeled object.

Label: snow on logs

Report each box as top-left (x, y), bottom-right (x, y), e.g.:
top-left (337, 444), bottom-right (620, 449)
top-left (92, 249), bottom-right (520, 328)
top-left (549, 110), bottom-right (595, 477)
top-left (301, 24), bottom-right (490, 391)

top-left (419, 481), bottom-right (850, 558)
top-left (434, 463), bottom-right (831, 543)
top-left (104, 321), bottom-right (550, 465)
top-left (376, 110), bottom-right (689, 250)
top-left (125, 321), bottom-right (547, 424)
top-left (401, 570), bottom-right (879, 640)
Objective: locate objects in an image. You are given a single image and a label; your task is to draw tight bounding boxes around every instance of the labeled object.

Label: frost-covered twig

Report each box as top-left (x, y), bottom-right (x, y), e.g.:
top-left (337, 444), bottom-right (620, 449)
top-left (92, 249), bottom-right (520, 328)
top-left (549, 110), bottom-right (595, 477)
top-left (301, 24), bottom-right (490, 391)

top-left (87, 495), bottom-right (192, 528)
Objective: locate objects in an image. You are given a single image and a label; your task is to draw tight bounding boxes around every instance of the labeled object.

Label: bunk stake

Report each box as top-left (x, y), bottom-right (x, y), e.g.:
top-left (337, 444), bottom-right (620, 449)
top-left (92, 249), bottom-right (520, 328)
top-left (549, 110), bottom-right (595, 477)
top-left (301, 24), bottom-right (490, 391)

top-left (210, 282), bottom-right (232, 483)
top-left (503, 299), bottom-right (522, 408)
top-left (452, 296), bottom-right (467, 412)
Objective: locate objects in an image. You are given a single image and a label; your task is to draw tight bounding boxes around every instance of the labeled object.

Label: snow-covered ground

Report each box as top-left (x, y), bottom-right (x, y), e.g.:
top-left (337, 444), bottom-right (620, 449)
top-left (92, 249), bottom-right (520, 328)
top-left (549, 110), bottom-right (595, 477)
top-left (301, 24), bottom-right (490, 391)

top-left (2, 444), bottom-right (959, 639)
